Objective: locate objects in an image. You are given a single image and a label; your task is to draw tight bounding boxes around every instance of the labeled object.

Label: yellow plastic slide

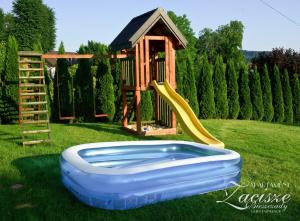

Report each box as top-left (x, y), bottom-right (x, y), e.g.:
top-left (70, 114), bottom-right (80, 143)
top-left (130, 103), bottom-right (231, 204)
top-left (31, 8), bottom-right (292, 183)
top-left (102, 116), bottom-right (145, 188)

top-left (151, 80), bottom-right (225, 148)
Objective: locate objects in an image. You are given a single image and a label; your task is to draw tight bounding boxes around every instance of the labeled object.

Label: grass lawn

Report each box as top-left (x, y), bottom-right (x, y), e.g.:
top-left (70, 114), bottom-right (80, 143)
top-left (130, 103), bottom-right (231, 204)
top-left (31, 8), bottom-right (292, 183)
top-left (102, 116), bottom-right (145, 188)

top-left (0, 120), bottom-right (299, 221)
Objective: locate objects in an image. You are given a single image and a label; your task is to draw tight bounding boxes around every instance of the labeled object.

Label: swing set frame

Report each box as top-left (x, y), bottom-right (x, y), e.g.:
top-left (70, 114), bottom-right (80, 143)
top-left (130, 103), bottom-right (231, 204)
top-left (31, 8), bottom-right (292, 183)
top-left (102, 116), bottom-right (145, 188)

top-left (42, 53), bottom-right (108, 120)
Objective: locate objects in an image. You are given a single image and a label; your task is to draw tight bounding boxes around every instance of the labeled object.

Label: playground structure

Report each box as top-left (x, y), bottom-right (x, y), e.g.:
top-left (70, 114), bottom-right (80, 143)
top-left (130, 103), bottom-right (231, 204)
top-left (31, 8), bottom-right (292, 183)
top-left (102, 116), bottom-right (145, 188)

top-left (110, 8), bottom-right (224, 147)
top-left (17, 7), bottom-right (224, 147)
top-left (18, 53), bottom-right (106, 145)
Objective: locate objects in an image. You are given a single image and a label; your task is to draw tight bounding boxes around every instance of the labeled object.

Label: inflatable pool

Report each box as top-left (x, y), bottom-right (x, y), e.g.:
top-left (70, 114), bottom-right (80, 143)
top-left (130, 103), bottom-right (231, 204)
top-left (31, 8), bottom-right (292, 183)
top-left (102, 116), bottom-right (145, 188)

top-left (60, 141), bottom-right (242, 210)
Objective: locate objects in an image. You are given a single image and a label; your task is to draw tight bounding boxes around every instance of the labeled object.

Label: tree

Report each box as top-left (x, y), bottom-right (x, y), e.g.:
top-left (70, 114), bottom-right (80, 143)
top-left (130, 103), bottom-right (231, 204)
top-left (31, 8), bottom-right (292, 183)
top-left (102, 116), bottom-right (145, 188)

top-left (140, 91), bottom-right (153, 121)
top-left (281, 69), bottom-right (293, 123)
top-left (271, 65), bottom-right (284, 123)
top-left (111, 58), bottom-right (122, 122)
top-left (0, 41), bottom-right (5, 123)
top-left (238, 64), bottom-right (252, 119)
top-left (0, 9), bottom-right (4, 41)
top-left (260, 64), bottom-right (274, 122)
top-left (54, 42), bottom-right (73, 120)
top-left (213, 55), bottom-right (228, 118)
top-left (197, 54), bottom-right (215, 118)
top-left (3, 36), bottom-right (18, 122)
top-left (12, 0), bottom-right (56, 51)
top-left (291, 74), bottom-right (300, 124)
top-left (32, 39), bottom-right (43, 52)
top-left (182, 53), bottom-right (199, 116)
top-left (95, 57), bottom-right (115, 121)
top-left (226, 59), bottom-right (240, 119)
top-left (252, 48), bottom-right (300, 79)
top-left (197, 21), bottom-right (244, 66)
top-left (75, 45), bottom-right (94, 121)
top-left (249, 66), bottom-right (264, 120)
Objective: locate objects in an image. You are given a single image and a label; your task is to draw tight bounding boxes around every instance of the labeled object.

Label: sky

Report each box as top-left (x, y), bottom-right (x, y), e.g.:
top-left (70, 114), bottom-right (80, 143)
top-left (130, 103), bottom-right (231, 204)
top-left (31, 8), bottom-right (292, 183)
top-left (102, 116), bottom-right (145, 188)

top-left (1, 0), bottom-right (300, 52)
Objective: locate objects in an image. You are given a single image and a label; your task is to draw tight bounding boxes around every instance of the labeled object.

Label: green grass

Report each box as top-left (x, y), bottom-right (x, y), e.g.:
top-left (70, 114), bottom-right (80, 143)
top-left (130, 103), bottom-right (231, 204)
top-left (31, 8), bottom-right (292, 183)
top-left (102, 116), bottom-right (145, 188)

top-left (0, 120), bottom-right (299, 221)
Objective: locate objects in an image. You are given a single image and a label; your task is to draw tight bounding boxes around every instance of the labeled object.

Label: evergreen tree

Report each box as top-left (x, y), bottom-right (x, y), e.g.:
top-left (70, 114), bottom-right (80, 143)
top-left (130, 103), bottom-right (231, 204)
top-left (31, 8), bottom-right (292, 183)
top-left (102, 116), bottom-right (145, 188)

top-left (271, 65), bottom-right (284, 123)
top-left (4, 36), bottom-right (18, 122)
top-left (12, 0), bottom-right (55, 51)
top-left (75, 45), bottom-right (94, 121)
top-left (0, 9), bottom-right (4, 41)
top-left (54, 42), bottom-right (73, 120)
top-left (260, 64), bottom-right (274, 122)
top-left (238, 64), bottom-right (252, 119)
top-left (96, 57), bottom-right (115, 121)
top-left (175, 56), bottom-right (185, 96)
top-left (111, 58), bottom-right (123, 122)
top-left (291, 74), bottom-right (300, 124)
top-left (226, 59), bottom-right (239, 119)
top-left (281, 69), bottom-right (293, 123)
top-left (249, 66), bottom-right (264, 120)
top-left (0, 41), bottom-right (4, 123)
top-left (197, 54), bottom-right (215, 118)
top-left (213, 55), bottom-right (228, 118)
top-left (32, 39), bottom-right (43, 52)
top-left (140, 91), bottom-right (153, 121)
top-left (182, 53), bottom-right (199, 116)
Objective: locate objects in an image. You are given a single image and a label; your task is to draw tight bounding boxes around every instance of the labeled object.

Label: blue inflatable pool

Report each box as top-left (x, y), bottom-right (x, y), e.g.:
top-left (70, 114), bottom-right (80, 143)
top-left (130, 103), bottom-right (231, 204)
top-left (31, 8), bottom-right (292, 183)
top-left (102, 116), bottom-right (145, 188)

top-left (60, 141), bottom-right (242, 210)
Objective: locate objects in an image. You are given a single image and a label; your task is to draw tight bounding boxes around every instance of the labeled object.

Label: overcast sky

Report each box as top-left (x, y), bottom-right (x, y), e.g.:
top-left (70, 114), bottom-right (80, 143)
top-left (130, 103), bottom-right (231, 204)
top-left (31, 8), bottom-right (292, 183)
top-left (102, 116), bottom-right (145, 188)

top-left (1, 0), bottom-right (300, 52)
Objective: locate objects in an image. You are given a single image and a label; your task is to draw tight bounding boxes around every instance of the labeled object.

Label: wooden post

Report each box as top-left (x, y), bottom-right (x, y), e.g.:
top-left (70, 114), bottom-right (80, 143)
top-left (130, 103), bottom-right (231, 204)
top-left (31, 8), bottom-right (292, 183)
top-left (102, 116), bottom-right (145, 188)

top-left (135, 89), bottom-right (142, 134)
top-left (122, 88), bottom-right (128, 127)
top-left (135, 44), bottom-right (140, 89)
top-left (139, 38), bottom-right (145, 89)
top-left (145, 37), bottom-right (150, 87)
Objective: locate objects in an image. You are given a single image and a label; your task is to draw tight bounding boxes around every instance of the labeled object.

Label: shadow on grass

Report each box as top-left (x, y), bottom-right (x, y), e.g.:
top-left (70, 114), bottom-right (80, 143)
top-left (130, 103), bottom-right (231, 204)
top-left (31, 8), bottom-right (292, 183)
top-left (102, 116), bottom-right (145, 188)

top-left (67, 123), bottom-right (162, 141)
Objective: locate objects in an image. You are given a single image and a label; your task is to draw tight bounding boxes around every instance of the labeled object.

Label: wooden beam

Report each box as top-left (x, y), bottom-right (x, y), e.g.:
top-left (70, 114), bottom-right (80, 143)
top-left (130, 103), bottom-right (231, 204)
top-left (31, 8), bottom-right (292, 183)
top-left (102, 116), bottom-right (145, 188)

top-left (145, 36), bottom-right (165, 41)
top-left (42, 54), bottom-right (93, 59)
top-left (110, 54), bottom-right (131, 59)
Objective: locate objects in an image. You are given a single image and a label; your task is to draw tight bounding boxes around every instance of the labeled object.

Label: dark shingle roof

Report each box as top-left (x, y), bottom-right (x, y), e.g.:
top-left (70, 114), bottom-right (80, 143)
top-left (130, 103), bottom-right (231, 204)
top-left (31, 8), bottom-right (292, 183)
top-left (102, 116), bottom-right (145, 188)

top-left (110, 8), bottom-right (187, 52)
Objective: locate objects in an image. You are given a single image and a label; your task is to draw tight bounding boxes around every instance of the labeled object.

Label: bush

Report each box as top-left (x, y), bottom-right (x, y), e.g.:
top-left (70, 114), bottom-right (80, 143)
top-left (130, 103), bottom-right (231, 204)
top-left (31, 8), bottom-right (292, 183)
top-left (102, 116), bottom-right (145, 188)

top-left (291, 74), bottom-right (300, 124)
top-left (249, 66), bottom-right (264, 120)
top-left (74, 46), bottom-right (94, 121)
top-left (54, 42), bottom-right (73, 120)
top-left (95, 57), bottom-right (115, 121)
top-left (281, 69), bottom-right (293, 123)
top-left (271, 65), bottom-right (284, 123)
top-left (238, 64), bottom-right (252, 119)
top-left (182, 53), bottom-right (199, 116)
top-left (140, 91), bottom-right (153, 121)
top-left (260, 64), bottom-right (274, 122)
top-left (3, 36), bottom-right (18, 123)
top-left (213, 55), bottom-right (228, 118)
top-left (197, 54), bottom-right (215, 118)
top-left (226, 59), bottom-right (239, 119)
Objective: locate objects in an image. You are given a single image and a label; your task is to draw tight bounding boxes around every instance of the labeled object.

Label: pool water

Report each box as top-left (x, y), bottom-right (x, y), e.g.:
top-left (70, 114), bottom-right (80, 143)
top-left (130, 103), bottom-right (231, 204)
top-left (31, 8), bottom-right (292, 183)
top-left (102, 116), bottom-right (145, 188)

top-left (78, 144), bottom-right (221, 169)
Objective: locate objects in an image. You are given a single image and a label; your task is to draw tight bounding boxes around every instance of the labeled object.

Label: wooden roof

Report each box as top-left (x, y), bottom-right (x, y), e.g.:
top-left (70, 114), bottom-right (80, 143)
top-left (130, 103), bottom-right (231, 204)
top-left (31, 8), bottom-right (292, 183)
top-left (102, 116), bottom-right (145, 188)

top-left (110, 8), bottom-right (187, 52)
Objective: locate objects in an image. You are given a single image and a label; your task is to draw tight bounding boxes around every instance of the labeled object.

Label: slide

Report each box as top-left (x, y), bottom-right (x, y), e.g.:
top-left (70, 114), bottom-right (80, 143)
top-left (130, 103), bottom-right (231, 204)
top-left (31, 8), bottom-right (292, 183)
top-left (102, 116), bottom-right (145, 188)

top-left (151, 80), bottom-right (224, 148)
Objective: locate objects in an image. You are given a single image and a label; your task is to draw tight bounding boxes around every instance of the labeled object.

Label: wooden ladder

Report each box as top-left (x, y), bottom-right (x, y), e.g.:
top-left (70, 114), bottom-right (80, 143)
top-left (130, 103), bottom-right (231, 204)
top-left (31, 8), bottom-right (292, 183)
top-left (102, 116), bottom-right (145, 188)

top-left (18, 51), bottom-right (51, 146)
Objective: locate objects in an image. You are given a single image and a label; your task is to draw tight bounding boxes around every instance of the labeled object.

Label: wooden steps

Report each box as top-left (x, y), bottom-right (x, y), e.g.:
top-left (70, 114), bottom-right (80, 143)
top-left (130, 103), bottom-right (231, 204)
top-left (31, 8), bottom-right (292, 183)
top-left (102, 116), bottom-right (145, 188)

top-left (18, 51), bottom-right (51, 146)
top-left (23, 139), bottom-right (50, 145)
top-left (19, 68), bottom-right (43, 71)
top-left (19, 76), bottom-right (44, 79)
top-left (22, 129), bottom-right (50, 134)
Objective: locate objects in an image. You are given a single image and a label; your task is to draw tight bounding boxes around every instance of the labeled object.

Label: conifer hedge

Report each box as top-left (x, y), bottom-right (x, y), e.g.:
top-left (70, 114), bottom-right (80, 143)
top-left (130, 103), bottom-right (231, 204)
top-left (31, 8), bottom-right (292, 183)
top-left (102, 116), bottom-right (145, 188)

top-left (226, 59), bottom-right (239, 119)
top-left (249, 66), bottom-right (264, 120)
top-left (213, 55), bottom-right (228, 118)
top-left (281, 69), bottom-right (293, 123)
top-left (238, 64), bottom-right (252, 119)
top-left (260, 65), bottom-right (274, 122)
